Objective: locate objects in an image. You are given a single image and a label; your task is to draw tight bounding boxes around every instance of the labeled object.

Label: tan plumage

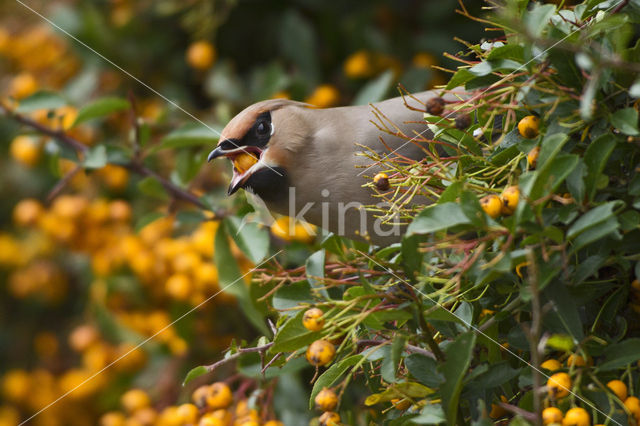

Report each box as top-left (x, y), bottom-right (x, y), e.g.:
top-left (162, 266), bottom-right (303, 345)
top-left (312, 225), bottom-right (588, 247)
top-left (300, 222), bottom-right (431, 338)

top-left (209, 89), bottom-right (460, 246)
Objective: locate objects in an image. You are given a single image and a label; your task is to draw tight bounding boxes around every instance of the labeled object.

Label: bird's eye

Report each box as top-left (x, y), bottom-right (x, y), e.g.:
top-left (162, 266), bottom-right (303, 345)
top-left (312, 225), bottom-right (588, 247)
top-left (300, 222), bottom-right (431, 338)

top-left (256, 121), bottom-right (271, 136)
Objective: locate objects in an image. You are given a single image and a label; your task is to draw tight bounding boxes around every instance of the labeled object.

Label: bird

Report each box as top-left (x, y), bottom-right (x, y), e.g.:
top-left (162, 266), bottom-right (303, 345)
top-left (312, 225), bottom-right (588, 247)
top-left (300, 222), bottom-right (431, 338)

top-left (208, 89), bottom-right (461, 246)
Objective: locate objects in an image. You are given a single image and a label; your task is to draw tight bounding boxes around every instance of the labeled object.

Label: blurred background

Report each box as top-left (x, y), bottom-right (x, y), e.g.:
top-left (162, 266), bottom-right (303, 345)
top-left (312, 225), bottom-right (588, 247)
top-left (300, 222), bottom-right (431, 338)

top-left (0, 0), bottom-right (485, 424)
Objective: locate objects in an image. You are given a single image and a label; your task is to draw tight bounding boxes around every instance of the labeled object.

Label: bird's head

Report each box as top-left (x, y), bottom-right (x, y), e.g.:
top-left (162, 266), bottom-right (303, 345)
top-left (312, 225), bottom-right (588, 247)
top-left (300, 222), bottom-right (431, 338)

top-left (208, 99), bottom-right (309, 202)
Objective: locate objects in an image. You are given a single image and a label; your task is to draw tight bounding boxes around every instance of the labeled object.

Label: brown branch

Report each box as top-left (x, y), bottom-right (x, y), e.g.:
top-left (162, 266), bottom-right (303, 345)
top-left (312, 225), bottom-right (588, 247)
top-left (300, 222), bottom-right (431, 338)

top-left (204, 342), bottom-right (274, 373)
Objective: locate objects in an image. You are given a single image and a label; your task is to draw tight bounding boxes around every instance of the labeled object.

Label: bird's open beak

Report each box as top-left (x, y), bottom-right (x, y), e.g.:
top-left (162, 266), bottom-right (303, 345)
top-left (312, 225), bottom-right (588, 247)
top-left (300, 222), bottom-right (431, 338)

top-left (207, 142), bottom-right (266, 195)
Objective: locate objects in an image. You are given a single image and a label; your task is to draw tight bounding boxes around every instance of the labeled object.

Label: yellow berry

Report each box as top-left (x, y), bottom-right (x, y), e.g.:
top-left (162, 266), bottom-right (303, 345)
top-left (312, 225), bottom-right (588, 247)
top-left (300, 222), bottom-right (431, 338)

top-left (233, 152), bottom-right (258, 174)
top-left (306, 340), bottom-right (336, 367)
top-left (518, 115), bottom-right (540, 139)
top-left (192, 385), bottom-right (210, 408)
top-left (542, 406), bottom-right (563, 425)
top-left (303, 308), bottom-right (325, 332)
top-left (527, 146), bottom-right (540, 168)
top-left (2, 369), bottom-right (30, 402)
top-left (176, 403), bottom-right (199, 423)
top-left (566, 354), bottom-right (589, 368)
top-left (547, 372), bottom-right (571, 399)
top-left (13, 198), bottom-right (44, 227)
top-left (541, 359), bottom-right (562, 372)
top-left (306, 85), bottom-right (340, 108)
top-left (10, 135), bottom-right (41, 167)
top-left (632, 279), bottom-right (640, 292)
top-left (373, 173), bottom-right (390, 191)
top-left (318, 411), bottom-right (341, 426)
top-left (10, 72), bottom-right (38, 99)
top-left (501, 186), bottom-right (520, 215)
top-left (315, 388), bottom-right (338, 411)
top-left (165, 273), bottom-right (192, 301)
top-left (100, 411), bottom-right (126, 426)
top-left (199, 413), bottom-right (226, 426)
top-left (206, 382), bottom-right (233, 410)
top-left (121, 389), bottom-right (150, 413)
top-left (480, 194), bottom-right (502, 219)
top-left (264, 421), bottom-right (284, 426)
top-left (292, 221), bottom-right (317, 244)
top-left (186, 40), bottom-right (216, 70)
top-left (413, 52), bottom-right (437, 69)
top-left (606, 379), bottom-right (628, 401)
top-left (624, 396), bottom-right (640, 423)
top-left (562, 407), bottom-right (589, 426)
top-left (343, 50), bottom-right (373, 79)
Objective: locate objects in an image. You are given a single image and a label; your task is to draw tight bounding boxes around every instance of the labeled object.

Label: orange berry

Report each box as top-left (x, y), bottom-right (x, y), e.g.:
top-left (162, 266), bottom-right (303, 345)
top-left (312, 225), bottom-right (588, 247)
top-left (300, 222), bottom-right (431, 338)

top-left (527, 146), bottom-right (540, 168)
top-left (343, 50), bottom-right (373, 78)
top-left (318, 411), bottom-right (341, 426)
top-left (99, 411), bottom-right (126, 426)
top-left (2, 369), bottom-right (30, 402)
top-left (13, 198), bottom-right (44, 227)
top-left (192, 385), bottom-right (209, 408)
top-left (264, 421), bottom-right (284, 426)
top-left (480, 194), bottom-right (502, 219)
top-left (566, 354), bottom-right (589, 367)
top-left (68, 324), bottom-right (100, 352)
top-left (165, 273), bottom-right (192, 301)
top-left (306, 85), bottom-right (340, 108)
top-left (186, 40), bottom-right (216, 70)
top-left (391, 398), bottom-right (411, 411)
top-left (10, 135), bottom-right (41, 167)
top-left (518, 115), bottom-right (540, 139)
top-left (303, 308), bottom-right (325, 332)
top-left (547, 372), bottom-right (571, 399)
top-left (541, 359), bottom-right (562, 372)
top-left (121, 389), bottom-right (150, 413)
top-left (542, 406), bottom-right (563, 425)
top-left (624, 396), bottom-right (640, 423)
top-left (315, 388), bottom-right (338, 411)
top-left (562, 407), bottom-right (589, 426)
top-left (176, 403), bottom-right (199, 424)
top-left (10, 72), bottom-right (38, 99)
top-left (501, 186), bottom-right (520, 215)
top-left (306, 340), bottom-right (336, 366)
top-left (607, 379), bottom-right (628, 401)
top-left (206, 382), bottom-right (233, 410)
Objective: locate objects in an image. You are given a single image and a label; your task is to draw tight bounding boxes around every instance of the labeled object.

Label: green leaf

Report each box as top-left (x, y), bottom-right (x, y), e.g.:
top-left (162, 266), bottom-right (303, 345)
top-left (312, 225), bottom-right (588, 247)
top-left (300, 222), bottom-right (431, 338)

top-left (407, 202), bottom-right (472, 235)
top-left (584, 134), bottom-right (617, 201)
top-left (137, 176), bottom-right (169, 200)
top-left (83, 144), bottom-right (107, 169)
top-left (353, 70), bottom-right (394, 105)
top-left (411, 404), bottom-right (446, 424)
top-left (182, 366), bottom-right (208, 386)
top-left (306, 250), bottom-right (328, 298)
top-left (610, 107), bottom-right (639, 136)
top-left (16, 91), bottom-right (67, 113)
top-left (214, 225), bottom-right (268, 335)
top-left (525, 3), bottom-right (556, 37)
top-left (567, 201), bottom-right (621, 239)
top-left (527, 154), bottom-right (579, 205)
top-left (440, 332), bottom-right (476, 425)
top-left (599, 338), bottom-right (640, 371)
top-left (309, 355), bottom-right (363, 409)
top-left (150, 123), bottom-right (221, 153)
top-left (73, 97), bottom-right (130, 126)
top-left (487, 44), bottom-right (524, 62)
top-left (381, 335), bottom-right (406, 383)
top-left (538, 133), bottom-right (568, 170)
top-left (405, 354), bottom-right (444, 388)
top-left (224, 216), bottom-right (269, 264)
top-left (272, 280), bottom-right (314, 314)
top-left (446, 68), bottom-right (475, 90)
top-left (272, 309), bottom-right (322, 352)
top-left (279, 11), bottom-right (318, 84)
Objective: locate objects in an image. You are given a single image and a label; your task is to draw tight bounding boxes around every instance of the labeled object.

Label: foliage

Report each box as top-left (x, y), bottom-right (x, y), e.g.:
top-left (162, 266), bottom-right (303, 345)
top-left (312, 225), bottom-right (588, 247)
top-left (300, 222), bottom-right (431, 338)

top-left (1, 0), bottom-right (640, 426)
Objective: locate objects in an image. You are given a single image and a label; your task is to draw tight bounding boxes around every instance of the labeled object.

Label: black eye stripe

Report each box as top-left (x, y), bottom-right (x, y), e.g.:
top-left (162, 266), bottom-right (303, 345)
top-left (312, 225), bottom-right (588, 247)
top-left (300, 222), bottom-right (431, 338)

top-left (240, 111), bottom-right (272, 148)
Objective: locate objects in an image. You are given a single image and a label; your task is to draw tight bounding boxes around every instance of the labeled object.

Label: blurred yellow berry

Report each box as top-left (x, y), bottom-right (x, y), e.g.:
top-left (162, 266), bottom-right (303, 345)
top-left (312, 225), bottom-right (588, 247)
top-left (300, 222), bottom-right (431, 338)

top-left (527, 146), bottom-right (540, 168)
top-left (113, 343), bottom-right (147, 373)
top-left (2, 369), bottom-right (30, 402)
top-left (13, 198), bottom-right (44, 227)
top-left (206, 382), bottom-right (233, 410)
top-left (0, 27), bottom-right (10, 54)
top-left (100, 411), bottom-right (126, 426)
top-left (562, 407), bottom-right (589, 426)
top-left (10, 135), bottom-right (41, 167)
top-left (607, 379), bottom-right (627, 401)
top-left (121, 389), bottom-right (151, 413)
top-left (168, 337), bottom-right (188, 356)
top-left (271, 91), bottom-right (290, 99)
top-left (271, 217), bottom-right (316, 243)
top-left (412, 52), bottom-right (437, 68)
top-left (518, 115), bottom-right (540, 139)
top-left (192, 385), bottom-right (210, 408)
top-left (10, 73), bottom-right (38, 99)
top-left (547, 372), bottom-right (571, 399)
top-left (344, 50), bottom-right (373, 78)
top-left (542, 406), bottom-right (563, 425)
top-left (263, 421), bottom-right (284, 426)
top-left (541, 359), bottom-right (562, 372)
top-left (68, 324), bottom-right (100, 352)
top-left (566, 354), bottom-right (589, 368)
top-left (199, 413), bottom-right (226, 426)
top-left (391, 398), bottom-right (411, 411)
top-left (131, 407), bottom-right (157, 425)
top-left (165, 273), bottom-right (193, 301)
top-left (303, 308), bottom-right (325, 332)
top-left (319, 411), bottom-right (341, 426)
top-left (186, 40), bottom-right (216, 70)
top-left (480, 194), bottom-right (502, 219)
top-left (98, 164), bottom-right (130, 192)
top-left (501, 186), bottom-right (520, 215)
top-left (315, 388), bottom-right (338, 411)
top-left (306, 339), bottom-right (336, 366)
top-left (195, 263), bottom-right (219, 292)
top-left (306, 85), bottom-right (340, 108)
top-left (172, 251), bottom-right (201, 274)
top-left (58, 368), bottom-right (100, 399)
top-left (176, 403), bottom-right (199, 424)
